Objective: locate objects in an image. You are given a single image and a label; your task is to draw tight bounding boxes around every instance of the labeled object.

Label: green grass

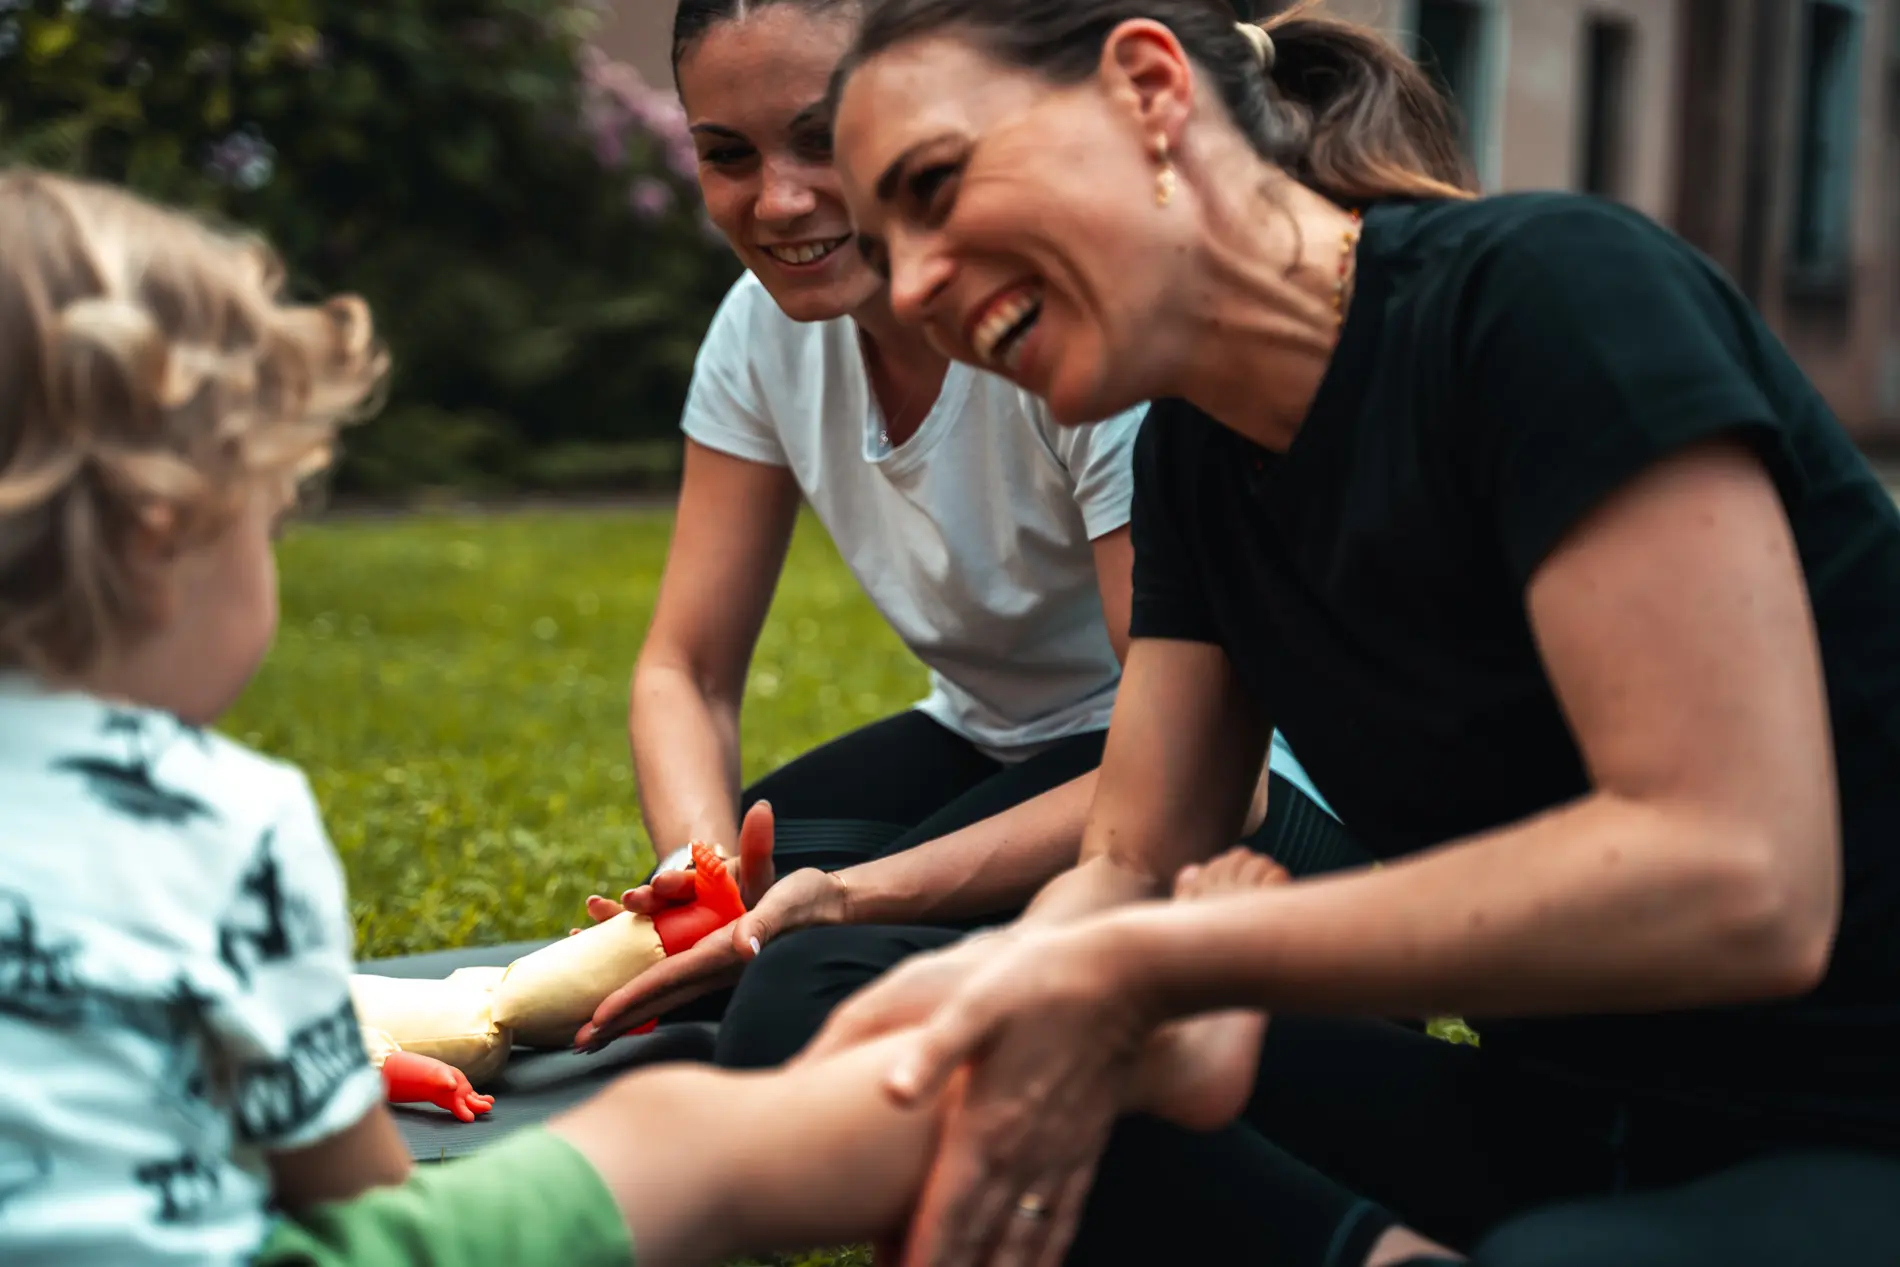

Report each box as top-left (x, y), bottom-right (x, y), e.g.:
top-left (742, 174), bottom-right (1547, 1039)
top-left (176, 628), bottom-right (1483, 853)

top-left (226, 506), bottom-right (927, 960)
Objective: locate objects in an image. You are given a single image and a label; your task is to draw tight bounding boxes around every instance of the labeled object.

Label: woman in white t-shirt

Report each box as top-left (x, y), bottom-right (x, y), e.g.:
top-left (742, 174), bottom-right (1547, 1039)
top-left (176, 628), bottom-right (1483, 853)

top-left (577, 0), bottom-right (1365, 1064)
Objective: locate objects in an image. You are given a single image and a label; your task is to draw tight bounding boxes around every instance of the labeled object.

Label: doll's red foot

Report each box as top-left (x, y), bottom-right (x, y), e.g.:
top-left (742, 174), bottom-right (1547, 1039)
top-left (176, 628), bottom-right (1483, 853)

top-left (651, 840), bottom-right (748, 955)
top-left (381, 1051), bottom-right (495, 1122)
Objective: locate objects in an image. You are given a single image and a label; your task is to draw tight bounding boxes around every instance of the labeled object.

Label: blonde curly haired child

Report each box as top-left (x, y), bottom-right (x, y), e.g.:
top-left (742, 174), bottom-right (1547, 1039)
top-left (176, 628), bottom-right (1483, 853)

top-left (0, 170), bottom-right (1275, 1267)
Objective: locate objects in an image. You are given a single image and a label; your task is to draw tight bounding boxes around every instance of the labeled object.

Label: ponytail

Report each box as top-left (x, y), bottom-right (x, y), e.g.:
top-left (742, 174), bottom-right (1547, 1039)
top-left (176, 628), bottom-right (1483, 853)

top-left (1255, 4), bottom-right (1478, 202)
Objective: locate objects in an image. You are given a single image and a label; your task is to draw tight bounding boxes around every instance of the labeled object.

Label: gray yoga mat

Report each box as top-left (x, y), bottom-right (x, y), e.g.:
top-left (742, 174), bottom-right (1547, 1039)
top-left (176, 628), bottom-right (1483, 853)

top-left (356, 938), bottom-right (719, 1160)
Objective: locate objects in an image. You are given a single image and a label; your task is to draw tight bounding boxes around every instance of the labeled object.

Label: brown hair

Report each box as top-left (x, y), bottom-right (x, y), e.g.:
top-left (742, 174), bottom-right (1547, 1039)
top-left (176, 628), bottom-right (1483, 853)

top-left (830, 0), bottom-right (1478, 206)
top-left (672, 0), bottom-right (860, 79)
top-left (0, 169), bottom-right (387, 679)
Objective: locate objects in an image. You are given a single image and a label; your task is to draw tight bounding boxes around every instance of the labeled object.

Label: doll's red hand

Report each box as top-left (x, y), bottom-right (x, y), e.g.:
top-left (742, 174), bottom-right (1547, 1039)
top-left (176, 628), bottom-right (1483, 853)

top-left (381, 1051), bottom-right (495, 1122)
top-left (650, 840), bottom-right (749, 956)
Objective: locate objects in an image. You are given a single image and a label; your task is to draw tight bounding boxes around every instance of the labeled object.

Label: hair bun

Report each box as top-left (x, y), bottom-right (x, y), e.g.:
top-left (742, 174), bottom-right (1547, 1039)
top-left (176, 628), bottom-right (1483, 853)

top-left (1236, 22), bottom-right (1275, 70)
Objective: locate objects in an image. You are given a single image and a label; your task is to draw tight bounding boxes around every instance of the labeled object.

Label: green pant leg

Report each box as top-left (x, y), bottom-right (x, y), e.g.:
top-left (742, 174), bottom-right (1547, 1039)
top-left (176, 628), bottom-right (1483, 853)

top-left (254, 1127), bottom-right (633, 1267)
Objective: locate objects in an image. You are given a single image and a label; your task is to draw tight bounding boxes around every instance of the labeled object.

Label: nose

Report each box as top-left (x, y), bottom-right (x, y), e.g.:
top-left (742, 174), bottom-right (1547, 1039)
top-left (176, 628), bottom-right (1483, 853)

top-left (754, 156), bottom-right (819, 224)
top-left (885, 231), bottom-right (954, 326)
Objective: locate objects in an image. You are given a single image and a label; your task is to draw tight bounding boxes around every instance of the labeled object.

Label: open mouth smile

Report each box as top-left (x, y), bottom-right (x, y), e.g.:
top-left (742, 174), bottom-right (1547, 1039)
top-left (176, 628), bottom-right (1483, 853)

top-left (762, 237), bottom-right (849, 267)
top-left (970, 283), bottom-right (1043, 373)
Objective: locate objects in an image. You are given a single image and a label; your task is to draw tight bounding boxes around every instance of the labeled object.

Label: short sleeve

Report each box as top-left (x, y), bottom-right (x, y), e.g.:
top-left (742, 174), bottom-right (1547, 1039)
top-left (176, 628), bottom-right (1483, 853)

top-left (1458, 201), bottom-right (1803, 588)
top-left (1127, 402), bottom-right (1220, 644)
top-left (1040, 397), bottom-right (1142, 539)
top-left (213, 768), bottom-right (383, 1153)
top-left (678, 278), bottom-right (790, 468)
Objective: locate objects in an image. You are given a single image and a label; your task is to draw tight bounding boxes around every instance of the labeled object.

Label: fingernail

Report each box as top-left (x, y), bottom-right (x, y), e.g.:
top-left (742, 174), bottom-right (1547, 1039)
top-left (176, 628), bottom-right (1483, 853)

top-left (749, 936), bottom-right (762, 955)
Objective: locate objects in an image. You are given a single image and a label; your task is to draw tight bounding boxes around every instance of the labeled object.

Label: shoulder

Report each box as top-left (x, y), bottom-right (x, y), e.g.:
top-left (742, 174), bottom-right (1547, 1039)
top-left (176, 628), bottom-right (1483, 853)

top-left (703, 271), bottom-right (852, 367)
top-left (1379, 193), bottom-right (1721, 312)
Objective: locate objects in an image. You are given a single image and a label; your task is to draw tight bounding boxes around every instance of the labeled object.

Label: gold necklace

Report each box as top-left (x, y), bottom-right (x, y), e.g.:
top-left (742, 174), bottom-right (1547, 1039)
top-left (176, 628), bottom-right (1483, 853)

top-left (1333, 208), bottom-right (1363, 328)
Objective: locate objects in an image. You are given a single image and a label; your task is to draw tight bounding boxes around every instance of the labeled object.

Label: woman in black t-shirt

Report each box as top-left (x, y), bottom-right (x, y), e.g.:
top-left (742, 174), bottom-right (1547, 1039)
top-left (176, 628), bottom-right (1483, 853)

top-left (792, 2), bottom-right (1900, 1265)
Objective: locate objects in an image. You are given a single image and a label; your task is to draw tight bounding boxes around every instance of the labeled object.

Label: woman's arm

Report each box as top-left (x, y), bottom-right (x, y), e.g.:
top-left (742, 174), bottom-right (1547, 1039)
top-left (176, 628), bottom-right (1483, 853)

top-left (1023, 634), bottom-right (1275, 925)
top-left (823, 528), bottom-right (1138, 925)
top-left (1109, 440), bottom-right (1840, 1022)
top-left (629, 439), bottom-right (801, 860)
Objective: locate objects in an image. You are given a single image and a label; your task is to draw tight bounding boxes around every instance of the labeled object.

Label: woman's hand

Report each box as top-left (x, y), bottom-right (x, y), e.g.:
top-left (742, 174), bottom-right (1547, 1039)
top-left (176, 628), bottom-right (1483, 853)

top-left (859, 920), bottom-right (1160, 1267)
top-left (575, 863), bottom-right (851, 1051)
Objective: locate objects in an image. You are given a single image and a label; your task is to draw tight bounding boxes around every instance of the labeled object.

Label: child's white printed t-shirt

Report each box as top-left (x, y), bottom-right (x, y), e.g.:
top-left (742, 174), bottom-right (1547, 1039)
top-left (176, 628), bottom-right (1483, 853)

top-left (0, 678), bottom-right (383, 1266)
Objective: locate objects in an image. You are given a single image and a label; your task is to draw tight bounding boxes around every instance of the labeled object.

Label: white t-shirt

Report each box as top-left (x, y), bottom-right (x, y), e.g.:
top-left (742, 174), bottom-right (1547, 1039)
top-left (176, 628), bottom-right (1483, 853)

top-left (0, 679), bottom-right (383, 1267)
top-left (683, 272), bottom-right (1143, 758)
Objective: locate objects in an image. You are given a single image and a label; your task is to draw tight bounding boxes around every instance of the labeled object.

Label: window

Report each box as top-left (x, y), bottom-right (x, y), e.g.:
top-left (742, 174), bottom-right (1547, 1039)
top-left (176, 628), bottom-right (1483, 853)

top-left (1578, 16), bottom-right (1636, 199)
top-left (1411, 0), bottom-right (1495, 176)
top-left (1790, 0), bottom-right (1865, 279)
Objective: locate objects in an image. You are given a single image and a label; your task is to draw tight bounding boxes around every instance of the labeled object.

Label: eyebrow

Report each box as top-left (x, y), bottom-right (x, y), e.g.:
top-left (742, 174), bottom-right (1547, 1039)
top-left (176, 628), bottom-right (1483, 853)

top-left (788, 99), bottom-right (832, 132)
top-left (688, 122), bottom-right (745, 140)
top-left (874, 131), bottom-right (961, 203)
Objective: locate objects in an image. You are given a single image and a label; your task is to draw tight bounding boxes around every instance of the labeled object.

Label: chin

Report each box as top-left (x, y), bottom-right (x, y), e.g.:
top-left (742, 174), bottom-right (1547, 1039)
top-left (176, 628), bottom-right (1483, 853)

top-left (753, 270), bottom-right (880, 326)
top-left (1040, 362), bottom-right (1139, 429)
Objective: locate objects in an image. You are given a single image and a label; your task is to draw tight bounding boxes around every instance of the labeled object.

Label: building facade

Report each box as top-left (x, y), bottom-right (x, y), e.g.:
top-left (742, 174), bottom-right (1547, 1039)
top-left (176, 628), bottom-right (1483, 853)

top-left (598, 0), bottom-right (1900, 441)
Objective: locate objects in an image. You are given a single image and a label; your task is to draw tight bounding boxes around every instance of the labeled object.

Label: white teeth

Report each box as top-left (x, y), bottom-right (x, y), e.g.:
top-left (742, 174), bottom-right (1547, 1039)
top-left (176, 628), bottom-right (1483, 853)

top-left (973, 289), bottom-right (1043, 368)
top-left (765, 238), bottom-right (846, 266)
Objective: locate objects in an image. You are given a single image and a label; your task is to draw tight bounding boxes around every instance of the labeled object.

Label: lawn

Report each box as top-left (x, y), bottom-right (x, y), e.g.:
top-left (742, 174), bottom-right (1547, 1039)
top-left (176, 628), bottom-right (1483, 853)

top-left (227, 505), bottom-right (927, 959)
top-left (228, 506), bottom-right (911, 1266)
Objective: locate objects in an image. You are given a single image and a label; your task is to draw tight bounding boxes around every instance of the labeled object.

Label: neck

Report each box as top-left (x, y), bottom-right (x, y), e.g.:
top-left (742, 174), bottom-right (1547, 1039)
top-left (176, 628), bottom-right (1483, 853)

top-left (851, 291), bottom-right (950, 442)
top-left (850, 292), bottom-right (945, 378)
top-left (1160, 171), bottom-right (1363, 452)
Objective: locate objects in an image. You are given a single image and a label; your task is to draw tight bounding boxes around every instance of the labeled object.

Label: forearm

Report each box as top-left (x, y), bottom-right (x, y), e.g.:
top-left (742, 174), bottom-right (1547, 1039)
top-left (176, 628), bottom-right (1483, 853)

top-left (1115, 792), bottom-right (1832, 1022)
top-left (628, 660), bottom-right (744, 857)
top-left (836, 771), bottom-right (1100, 925)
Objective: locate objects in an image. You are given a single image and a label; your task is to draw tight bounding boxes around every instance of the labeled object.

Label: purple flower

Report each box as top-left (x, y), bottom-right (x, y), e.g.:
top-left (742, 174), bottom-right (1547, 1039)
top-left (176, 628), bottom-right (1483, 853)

top-left (203, 127), bottom-right (276, 192)
top-left (577, 48), bottom-right (698, 181)
top-left (629, 177), bottom-right (675, 221)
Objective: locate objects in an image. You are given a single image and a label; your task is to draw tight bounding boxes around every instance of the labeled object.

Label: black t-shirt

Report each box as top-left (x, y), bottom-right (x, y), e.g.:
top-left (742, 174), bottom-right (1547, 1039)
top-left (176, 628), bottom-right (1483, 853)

top-left (1130, 192), bottom-right (1900, 1136)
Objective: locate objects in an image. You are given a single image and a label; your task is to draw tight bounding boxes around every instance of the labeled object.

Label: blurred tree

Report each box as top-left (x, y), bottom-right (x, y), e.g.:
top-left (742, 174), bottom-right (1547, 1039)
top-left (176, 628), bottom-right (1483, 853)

top-left (0, 0), bottom-right (740, 494)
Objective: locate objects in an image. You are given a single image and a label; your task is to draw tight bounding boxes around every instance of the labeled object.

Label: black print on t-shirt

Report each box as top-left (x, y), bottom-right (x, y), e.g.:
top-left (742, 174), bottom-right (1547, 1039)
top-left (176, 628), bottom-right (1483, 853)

top-left (0, 888), bottom-right (224, 1137)
top-left (52, 711), bottom-right (215, 826)
top-left (0, 889), bottom-right (217, 1038)
top-left (135, 1149), bottom-right (223, 1224)
top-left (218, 828), bottom-right (324, 988)
top-left (0, 889), bottom-right (86, 1024)
top-left (232, 997), bottom-right (367, 1145)
top-left (0, 1136), bottom-right (52, 1218)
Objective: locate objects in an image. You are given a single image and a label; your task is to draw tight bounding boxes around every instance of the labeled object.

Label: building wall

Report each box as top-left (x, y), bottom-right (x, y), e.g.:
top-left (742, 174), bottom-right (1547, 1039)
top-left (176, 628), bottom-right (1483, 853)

top-left (1293, 0), bottom-right (1899, 440)
top-left (1752, 0), bottom-right (1900, 442)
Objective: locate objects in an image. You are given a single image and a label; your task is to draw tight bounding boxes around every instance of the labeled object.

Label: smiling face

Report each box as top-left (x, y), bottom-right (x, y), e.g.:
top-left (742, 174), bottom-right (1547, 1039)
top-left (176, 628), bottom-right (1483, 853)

top-left (833, 27), bottom-right (1202, 424)
top-left (678, 6), bottom-right (882, 322)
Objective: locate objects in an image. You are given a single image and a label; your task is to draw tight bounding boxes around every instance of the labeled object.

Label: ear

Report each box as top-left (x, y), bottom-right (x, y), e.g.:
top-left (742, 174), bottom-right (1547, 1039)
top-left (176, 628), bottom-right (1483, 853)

top-left (1098, 20), bottom-right (1195, 152)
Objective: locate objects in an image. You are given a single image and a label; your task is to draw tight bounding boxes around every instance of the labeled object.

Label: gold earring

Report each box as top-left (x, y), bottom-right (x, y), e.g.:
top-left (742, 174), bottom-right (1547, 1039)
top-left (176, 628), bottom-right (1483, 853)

top-left (1153, 138), bottom-right (1177, 208)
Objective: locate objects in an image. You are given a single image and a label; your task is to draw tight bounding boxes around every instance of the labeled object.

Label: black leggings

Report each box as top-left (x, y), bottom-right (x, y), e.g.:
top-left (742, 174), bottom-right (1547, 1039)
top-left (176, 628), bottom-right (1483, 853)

top-left (1059, 1015), bottom-right (1900, 1266)
top-left (712, 710), bottom-right (1368, 1068)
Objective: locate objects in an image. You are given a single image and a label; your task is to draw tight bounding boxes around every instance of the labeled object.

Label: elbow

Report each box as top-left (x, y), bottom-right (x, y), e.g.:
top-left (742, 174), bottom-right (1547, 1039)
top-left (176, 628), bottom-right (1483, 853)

top-left (632, 641), bottom-right (740, 715)
top-left (1712, 818), bottom-right (1841, 1002)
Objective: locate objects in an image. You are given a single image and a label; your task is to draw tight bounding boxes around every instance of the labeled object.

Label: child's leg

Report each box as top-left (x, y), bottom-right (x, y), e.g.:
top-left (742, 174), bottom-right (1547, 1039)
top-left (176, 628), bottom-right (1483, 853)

top-left (548, 1030), bottom-right (942, 1267)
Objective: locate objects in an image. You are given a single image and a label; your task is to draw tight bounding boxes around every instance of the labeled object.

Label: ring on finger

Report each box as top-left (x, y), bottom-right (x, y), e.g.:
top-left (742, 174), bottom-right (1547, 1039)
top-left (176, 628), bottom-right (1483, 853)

top-left (1014, 1193), bottom-right (1050, 1222)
